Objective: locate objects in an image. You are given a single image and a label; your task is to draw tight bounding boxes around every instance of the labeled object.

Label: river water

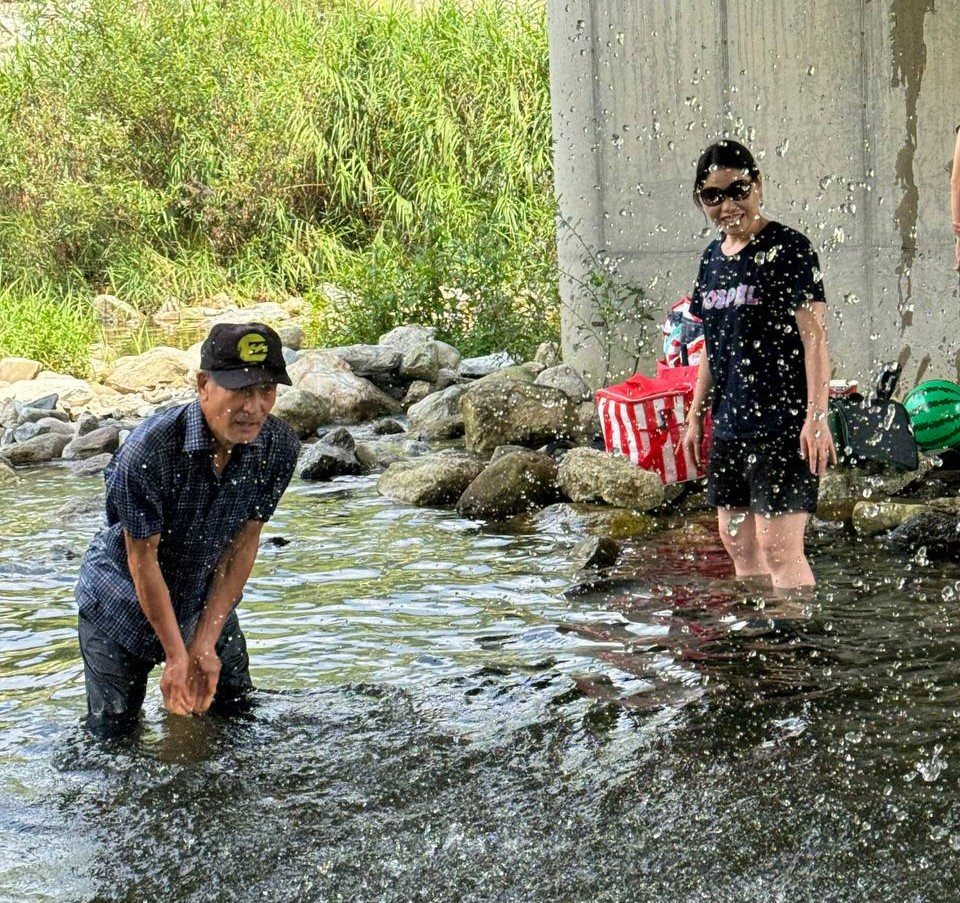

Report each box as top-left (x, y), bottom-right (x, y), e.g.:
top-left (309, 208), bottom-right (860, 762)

top-left (2, 465), bottom-right (960, 901)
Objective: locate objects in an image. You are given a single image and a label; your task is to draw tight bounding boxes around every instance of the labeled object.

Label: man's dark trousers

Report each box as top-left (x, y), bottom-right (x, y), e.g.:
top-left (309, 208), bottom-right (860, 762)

top-left (78, 610), bottom-right (254, 739)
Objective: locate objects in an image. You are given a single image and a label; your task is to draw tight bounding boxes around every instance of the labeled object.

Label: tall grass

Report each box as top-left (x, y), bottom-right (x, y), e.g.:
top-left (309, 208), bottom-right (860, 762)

top-left (0, 0), bottom-right (557, 373)
top-left (0, 282), bottom-right (93, 376)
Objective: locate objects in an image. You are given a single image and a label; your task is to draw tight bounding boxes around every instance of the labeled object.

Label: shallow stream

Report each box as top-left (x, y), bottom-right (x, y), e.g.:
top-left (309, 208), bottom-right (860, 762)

top-left (3, 467), bottom-right (960, 901)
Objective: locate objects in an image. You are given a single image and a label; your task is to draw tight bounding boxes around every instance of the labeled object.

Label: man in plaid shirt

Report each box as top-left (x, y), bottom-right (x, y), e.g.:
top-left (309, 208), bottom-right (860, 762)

top-left (75, 323), bottom-right (300, 738)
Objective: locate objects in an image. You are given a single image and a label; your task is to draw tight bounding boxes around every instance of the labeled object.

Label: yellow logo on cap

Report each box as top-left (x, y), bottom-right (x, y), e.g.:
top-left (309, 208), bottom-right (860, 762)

top-left (237, 333), bottom-right (268, 363)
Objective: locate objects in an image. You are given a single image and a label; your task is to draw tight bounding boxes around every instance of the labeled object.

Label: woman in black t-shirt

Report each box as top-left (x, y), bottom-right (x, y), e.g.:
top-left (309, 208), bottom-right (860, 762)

top-left (680, 140), bottom-right (835, 590)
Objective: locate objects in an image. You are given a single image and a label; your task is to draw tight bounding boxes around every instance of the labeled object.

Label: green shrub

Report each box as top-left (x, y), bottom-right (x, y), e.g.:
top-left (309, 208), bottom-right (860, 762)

top-left (315, 222), bottom-right (557, 359)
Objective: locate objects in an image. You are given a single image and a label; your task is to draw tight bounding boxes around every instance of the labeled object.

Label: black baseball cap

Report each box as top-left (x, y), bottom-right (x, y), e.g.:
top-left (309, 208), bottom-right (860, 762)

top-left (199, 322), bottom-right (292, 389)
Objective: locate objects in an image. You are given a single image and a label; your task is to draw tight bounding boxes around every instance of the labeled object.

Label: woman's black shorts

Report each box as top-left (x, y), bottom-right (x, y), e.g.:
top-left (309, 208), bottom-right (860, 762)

top-left (706, 432), bottom-right (819, 515)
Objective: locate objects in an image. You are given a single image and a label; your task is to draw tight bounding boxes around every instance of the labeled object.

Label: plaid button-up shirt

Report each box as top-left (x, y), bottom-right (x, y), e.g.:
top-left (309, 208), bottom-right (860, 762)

top-left (75, 400), bottom-right (299, 661)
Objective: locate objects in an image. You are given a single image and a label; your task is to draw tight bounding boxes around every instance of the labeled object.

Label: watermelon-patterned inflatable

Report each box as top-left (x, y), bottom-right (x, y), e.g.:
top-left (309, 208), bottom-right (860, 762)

top-left (903, 380), bottom-right (960, 451)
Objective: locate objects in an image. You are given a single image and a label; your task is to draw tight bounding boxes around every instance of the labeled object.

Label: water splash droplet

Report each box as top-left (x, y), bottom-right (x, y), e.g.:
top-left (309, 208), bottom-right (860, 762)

top-left (726, 512), bottom-right (747, 537)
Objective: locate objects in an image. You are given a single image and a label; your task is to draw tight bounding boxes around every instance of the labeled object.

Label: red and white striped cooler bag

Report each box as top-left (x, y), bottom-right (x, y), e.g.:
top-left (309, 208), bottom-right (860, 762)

top-left (595, 366), bottom-right (712, 484)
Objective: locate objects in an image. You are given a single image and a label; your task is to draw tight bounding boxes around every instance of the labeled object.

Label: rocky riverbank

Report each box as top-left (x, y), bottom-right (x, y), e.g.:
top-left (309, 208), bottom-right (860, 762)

top-left (2, 302), bottom-right (957, 563)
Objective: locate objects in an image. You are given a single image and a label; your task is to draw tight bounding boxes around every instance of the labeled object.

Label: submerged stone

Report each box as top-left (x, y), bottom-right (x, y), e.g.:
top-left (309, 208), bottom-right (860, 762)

top-left (851, 500), bottom-right (926, 535)
top-left (570, 535), bottom-right (621, 571)
top-left (886, 509), bottom-right (960, 559)
top-left (371, 418), bottom-right (405, 436)
top-left (354, 440), bottom-right (405, 473)
top-left (318, 427), bottom-right (356, 452)
top-left (0, 457), bottom-right (18, 486)
top-left (66, 452), bottom-right (115, 477)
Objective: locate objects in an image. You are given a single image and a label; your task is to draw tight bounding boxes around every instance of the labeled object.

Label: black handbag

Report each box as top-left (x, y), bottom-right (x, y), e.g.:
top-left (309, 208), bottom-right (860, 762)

top-left (827, 364), bottom-right (919, 471)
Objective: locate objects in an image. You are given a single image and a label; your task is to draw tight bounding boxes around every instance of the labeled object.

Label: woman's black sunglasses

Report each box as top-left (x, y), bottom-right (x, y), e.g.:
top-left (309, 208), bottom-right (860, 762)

top-left (698, 179), bottom-right (754, 207)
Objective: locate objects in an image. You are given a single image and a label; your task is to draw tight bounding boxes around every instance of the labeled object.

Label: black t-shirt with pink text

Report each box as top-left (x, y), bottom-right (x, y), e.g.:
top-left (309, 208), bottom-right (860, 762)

top-left (688, 221), bottom-right (826, 440)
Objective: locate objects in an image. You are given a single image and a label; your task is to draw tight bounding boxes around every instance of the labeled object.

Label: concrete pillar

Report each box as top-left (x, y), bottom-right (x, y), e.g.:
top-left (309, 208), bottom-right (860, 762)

top-left (549, 0), bottom-right (960, 391)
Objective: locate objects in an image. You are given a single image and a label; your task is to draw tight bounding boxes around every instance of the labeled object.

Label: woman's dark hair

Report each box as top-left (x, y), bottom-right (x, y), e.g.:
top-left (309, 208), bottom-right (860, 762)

top-left (693, 139), bottom-right (760, 206)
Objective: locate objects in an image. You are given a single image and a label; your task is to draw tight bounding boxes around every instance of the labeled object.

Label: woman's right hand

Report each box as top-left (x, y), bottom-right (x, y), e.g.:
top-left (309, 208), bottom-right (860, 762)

top-left (681, 416), bottom-right (704, 472)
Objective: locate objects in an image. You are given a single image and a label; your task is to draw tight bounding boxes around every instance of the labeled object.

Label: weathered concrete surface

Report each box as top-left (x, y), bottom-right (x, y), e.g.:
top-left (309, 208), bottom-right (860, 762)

top-left (549, 1), bottom-right (960, 390)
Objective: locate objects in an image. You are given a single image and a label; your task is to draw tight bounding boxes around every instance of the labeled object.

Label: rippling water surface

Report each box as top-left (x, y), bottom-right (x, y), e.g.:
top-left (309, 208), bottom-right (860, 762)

top-left (3, 465), bottom-right (960, 902)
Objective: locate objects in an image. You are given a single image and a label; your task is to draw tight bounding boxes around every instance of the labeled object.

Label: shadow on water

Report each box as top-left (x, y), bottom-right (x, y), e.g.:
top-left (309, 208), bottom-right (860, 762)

top-left (6, 476), bottom-right (960, 900)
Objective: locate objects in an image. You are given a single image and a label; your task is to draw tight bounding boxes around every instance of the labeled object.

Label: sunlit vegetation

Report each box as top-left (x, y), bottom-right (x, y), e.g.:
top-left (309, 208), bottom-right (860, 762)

top-left (0, 281), bottom-right (93, 376)
top-left (0, 0), bottom-right (557, 373)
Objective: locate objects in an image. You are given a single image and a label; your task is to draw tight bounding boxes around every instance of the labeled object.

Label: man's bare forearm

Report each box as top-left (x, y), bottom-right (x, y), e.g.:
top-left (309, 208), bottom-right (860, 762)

top-left (191, 520), bottom-right (263, 650)
top-left (124, 532), bottom-right (186, 661)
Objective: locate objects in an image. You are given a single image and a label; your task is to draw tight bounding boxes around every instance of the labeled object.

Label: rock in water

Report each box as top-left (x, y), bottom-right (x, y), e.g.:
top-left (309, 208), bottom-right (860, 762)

top-left (456, 449), bottom-right (559, 519)
top-left (299, 441), bottom-right (361, 481)
top-left (318, 427), bottom-right (356, 451)
top-left (407, 385), bottom-right (468, 440)
top-left (557, 447), bottom-right (665, 511)
top-left (61, 425), bottom-right (121, 460)
top-left (886, 510), bottom-right (960, 559)
top-left (371, 418), bottom-right (405, 436)
top-left (460, 381), bottom-right (576, 457)
top-left (66, 453), bottom-right (115, 476)
top-left (851, 500), bottom-right (925, 535)
top-left (271, 389), bottom-right (331, 438)
top-left (354, 440), bottom-right (405, 472)
top-left (570, 536), bottom-right (621, 571)
top-left (0, 458), bottom-right (18, 486)
top-left (0, 432), bottom-right (71, 465)
top-left (378, 453), bottom-right (485, 507)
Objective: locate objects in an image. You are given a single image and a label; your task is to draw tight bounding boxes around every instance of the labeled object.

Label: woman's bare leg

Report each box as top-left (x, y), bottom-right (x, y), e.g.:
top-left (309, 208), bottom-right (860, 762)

top-left (754, 512), bottom-right (814, 589)
top-left (716, 508), bottom-right (770, 579)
